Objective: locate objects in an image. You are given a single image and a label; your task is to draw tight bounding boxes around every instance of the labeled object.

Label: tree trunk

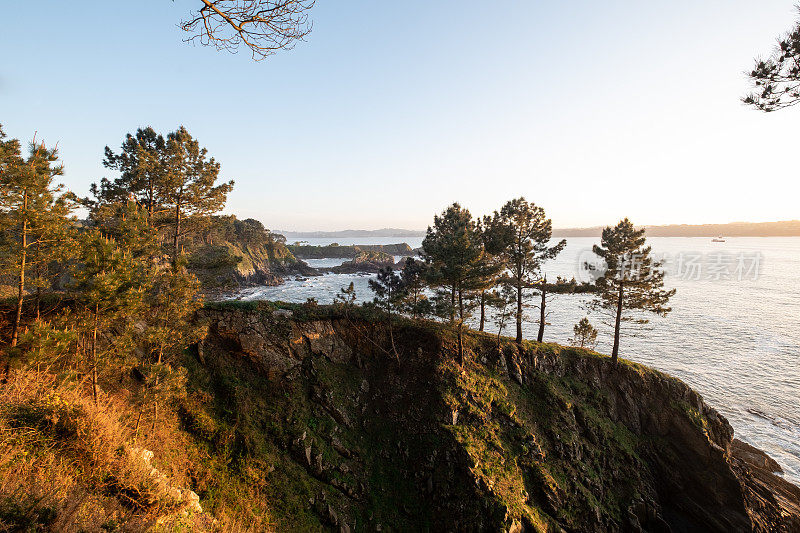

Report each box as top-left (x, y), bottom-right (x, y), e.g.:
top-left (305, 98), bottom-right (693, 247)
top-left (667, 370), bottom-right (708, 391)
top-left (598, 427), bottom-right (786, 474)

top-left (35, 285), bottom-right (41, 322)
top-left (496, 312), bottom-right (505, 350)
top-left (147, 183), bottom-right (154, 224)
top-left (458, 288), bottom-right (464, 320)
top-left (11, 190), bottom-right (28, 347)
top-left (537, 286), bottom-right (546, 343)
top-left (479, 291), bottom-right (486, 332)
top-left (456, 322), bottom-right (464, 365)
top-left (515, 280), bottom-right (523, 345)
top-left (173, 203), bottom-right (181, 270)
top-left (34, 243), bottom-right (42, 323)
top-left (612, 280), bottom-right (624, 364)
top-left (133, 408), bottom-right (143, 444)
top-left (387, 303), bottom-right (399, 363)
top-left (152, 346), bottom-right (163, 432)
top-left (91, 303), bottom-right (99, 405)
top-left (450, 285), bottom-right (456, 322)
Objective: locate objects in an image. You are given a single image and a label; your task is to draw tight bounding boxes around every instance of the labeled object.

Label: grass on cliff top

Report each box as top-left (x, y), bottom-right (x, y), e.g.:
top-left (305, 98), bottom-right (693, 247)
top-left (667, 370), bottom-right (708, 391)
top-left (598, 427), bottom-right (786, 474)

top-left (203, 300), bottom-right (669, 371)
top-left (432, 330), bottom-right (657, 529)
top-left (203, 299), bottom-right (391, 325)
top-left (0, 371), bottom-right (204, 532)
top-left (438, 356), bottom-right (551, 530)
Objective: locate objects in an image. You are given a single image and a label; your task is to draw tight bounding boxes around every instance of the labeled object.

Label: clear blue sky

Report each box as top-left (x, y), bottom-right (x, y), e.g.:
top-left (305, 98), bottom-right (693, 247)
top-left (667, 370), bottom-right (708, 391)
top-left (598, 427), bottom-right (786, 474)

top-left (1, 1), bottom-right (798, 231)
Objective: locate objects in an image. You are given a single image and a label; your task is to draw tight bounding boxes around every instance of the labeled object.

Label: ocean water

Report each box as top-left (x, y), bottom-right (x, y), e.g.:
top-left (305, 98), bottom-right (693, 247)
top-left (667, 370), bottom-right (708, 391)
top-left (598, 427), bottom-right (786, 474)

top-left (237, 236), bottom-right (800, 484)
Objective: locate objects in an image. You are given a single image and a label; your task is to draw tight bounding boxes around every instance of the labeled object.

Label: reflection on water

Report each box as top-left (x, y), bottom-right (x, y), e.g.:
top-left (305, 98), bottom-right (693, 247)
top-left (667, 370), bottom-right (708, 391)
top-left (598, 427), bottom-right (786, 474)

top-left (235, 236), bottom-right (800, 484)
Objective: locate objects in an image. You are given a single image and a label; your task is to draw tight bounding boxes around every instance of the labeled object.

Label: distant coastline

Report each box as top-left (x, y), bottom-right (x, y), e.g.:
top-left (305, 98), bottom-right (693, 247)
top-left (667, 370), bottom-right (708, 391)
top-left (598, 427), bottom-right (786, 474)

top-left (278, 220), bottom-right (800, 239)
top-left (552, 220), bottom-right (800, 238)
top-left (276, 228), bottom-right (426, 238)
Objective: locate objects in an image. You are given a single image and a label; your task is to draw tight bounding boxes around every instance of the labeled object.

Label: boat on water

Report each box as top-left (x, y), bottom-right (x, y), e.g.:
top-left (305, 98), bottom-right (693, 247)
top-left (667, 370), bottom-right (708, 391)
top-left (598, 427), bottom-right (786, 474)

top-left (712, 235), bottom-right (726, 242)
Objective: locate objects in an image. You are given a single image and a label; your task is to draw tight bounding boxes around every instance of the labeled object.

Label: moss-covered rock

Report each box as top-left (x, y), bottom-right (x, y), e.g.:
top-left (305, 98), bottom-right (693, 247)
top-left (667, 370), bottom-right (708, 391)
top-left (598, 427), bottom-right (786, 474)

top-left (188, 305), bottom-right (800, 532)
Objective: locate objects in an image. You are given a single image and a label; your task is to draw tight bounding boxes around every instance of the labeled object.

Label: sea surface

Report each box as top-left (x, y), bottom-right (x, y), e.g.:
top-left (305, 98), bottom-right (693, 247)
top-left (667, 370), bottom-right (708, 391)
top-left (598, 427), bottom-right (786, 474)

top-left (236, 236), bottom-right (800, 484)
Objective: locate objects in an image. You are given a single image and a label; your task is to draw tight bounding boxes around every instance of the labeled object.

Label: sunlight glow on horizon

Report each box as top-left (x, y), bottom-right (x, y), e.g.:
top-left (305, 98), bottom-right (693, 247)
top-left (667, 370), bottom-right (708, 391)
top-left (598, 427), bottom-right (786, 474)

top-left (1, 1), bottom-right (798, 231)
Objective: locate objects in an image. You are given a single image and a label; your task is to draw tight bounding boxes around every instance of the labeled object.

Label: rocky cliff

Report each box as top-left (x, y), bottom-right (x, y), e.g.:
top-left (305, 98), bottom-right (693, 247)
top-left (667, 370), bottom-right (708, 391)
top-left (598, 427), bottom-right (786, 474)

top-left (186, 217), bottom-right (311, 290)
top-left (186, 303), bottom-right (800, 532)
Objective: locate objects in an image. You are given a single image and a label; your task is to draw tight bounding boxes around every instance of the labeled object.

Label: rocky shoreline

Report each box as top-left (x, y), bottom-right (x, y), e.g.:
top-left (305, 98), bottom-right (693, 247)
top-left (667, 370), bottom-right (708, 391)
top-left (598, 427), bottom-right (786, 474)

top-left (204, 245), bottom-right (418, 299)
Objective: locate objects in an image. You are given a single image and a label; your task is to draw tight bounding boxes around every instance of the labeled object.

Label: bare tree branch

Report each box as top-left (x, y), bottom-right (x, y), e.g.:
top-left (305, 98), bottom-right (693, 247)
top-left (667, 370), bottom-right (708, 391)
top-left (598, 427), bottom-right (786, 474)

top-left (180, 0), bottom-right (315, 61)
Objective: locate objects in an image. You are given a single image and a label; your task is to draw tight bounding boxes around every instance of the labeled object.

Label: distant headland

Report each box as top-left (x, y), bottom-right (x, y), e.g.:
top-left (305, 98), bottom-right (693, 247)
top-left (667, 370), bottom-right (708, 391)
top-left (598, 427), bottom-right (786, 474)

top-left (277, 228), bottom-right (427, 238)
top-left (552, 220), bottom-right (800, 238)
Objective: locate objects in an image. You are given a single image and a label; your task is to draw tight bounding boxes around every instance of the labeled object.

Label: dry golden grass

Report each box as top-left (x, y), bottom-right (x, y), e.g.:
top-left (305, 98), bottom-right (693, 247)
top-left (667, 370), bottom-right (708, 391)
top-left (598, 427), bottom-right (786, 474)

top-left (0, 369), bottom-right (198, 532)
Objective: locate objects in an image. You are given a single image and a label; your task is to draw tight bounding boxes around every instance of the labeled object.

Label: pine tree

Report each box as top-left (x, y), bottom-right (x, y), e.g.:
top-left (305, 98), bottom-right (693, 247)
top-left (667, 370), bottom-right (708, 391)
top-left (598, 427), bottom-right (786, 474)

top-left (490, 284), bottom-right (516, 349)
top-left (0, 135), bottom-right (75, 346)
top-left (591, 218), bottom-right (675, 364)
top-left (64, 200), bottom-right (160, 406)
top-left (422, 204), bottom-right (484, 320)
top-left (476, 214), bottom-right (513, 331)
top-left (0, 126), bottom-right (24, 312)
top-left (334, 281), bottom-right (357, 309)
top-left (141, 261), bottom-right (203, 434)
top-left (422, 203), bottom-right (485, 364)
top-left (89, 199), bottom-right (161, 261)
top-left (570, 318), bottom-right (598, 349)
top-left (368, 267), bottom-right (406, 361)
top-left (0, 125), bottom-right (20, 168)
top-left (69, 227), bottom-right (148, 404)
top-left (86, 198), bottom-right (202, 434)
top-left (743, 8), bottom-right (800, 112)
top-left (533, 276), bottom-right (586, 343)
top-left (493, 198), bottom-right (565, 344)
top-left (93, 126), bottom-right (234, 269)
top-left (400, 258), bottom-right (429, 319)
top-left (98, 127), bottom-right (167, 222)
top-left (160, 127), bottom-right (234, 269)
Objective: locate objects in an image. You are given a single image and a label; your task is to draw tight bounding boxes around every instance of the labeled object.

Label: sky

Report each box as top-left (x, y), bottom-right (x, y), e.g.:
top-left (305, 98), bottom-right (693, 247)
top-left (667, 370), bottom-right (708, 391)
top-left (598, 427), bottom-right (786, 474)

top-left (1, 1), bottom-right (798, 231)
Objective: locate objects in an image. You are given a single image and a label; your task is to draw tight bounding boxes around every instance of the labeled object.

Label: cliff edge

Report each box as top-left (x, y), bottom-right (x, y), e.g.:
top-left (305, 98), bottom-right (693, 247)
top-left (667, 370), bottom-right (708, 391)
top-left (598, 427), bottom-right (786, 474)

top-left (187, 303), bottom-right (800, 532)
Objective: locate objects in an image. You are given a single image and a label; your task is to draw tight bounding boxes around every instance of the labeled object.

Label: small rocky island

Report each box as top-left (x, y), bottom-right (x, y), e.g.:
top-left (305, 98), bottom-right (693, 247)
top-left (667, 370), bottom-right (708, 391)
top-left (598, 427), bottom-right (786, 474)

top-left (287, 243), bottom-right (414, 259)
top-left (289, 244), bottom-right (417, 274)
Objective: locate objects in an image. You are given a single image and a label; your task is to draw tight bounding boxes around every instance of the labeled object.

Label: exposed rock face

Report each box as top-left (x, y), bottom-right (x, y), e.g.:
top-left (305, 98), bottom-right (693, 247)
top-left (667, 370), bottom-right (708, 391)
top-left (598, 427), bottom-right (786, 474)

top-left (193, 307), bottom-right (800, 532)
top-left (185, 218), bottom-right (311, 290)
top-left (517, 347), bottom-right (753, 531)
top-left (731, 439), bottom-right (800, 532)
top-left (200, 307), bottom-right (353, 378)
top-left (189, 242), bottom-right (318, 290)
top-left (326, 251), bottom-right (396, 274)
top-left (188, 243), bottom-right (282, 287)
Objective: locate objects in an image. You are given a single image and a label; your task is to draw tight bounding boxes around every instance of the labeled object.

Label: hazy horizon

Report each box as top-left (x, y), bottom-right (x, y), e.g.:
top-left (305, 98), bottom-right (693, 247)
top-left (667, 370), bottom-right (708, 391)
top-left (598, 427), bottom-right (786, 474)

top-left (2, 1), bottom-right (799, 230)
top-left (276, 219), bottom-right (800, 234)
